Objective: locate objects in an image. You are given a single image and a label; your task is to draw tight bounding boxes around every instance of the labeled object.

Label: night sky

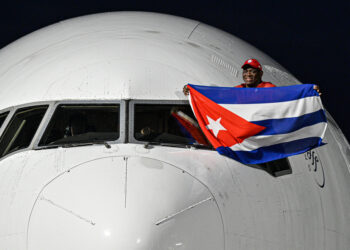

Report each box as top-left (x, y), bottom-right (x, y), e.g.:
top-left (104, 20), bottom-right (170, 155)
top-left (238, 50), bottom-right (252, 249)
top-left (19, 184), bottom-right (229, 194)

top-left (0, 1), bottom-right (349, 141)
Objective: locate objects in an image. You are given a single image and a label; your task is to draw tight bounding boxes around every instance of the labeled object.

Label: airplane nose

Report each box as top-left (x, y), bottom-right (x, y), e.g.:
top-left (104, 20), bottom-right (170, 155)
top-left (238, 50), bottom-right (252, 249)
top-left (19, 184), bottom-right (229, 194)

top-left (27, 156), bottom-right (224, 250)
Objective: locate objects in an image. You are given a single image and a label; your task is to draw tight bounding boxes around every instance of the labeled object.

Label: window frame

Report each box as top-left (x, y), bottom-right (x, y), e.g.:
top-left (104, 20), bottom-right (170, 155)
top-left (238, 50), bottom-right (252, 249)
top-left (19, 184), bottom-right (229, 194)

top-left (128, 99), bottom-right (196, 145)
top-left (33, 100), bottom-right (126, 149)
top-left (0, 112), bottom-right (10, 129)
top-left (0, 107), bottom-right (15, 136)
top-left (0, 98), bottom-right (208, 159)
top-left (0, 102), bottom-right (51, 159)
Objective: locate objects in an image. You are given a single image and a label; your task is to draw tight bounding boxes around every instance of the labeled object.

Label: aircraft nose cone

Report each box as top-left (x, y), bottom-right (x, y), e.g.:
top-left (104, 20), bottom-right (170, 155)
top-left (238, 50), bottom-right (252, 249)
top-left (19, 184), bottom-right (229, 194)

top-left (28, 156), bottom-right (224, 250)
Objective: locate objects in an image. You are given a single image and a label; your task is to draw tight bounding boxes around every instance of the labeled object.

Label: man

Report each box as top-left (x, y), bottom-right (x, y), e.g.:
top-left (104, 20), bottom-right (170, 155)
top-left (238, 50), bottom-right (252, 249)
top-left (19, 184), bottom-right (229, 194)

top-left (183, 58), bottom-right (321, 94)
top-left (237, 58), bottom-right (321, 94)
top-left (235, 58), bottom-right (276, 88)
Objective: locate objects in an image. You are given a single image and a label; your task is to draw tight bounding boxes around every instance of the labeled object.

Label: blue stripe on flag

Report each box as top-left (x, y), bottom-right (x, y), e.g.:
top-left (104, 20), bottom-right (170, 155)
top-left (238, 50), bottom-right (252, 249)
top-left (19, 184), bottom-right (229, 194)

top-left (253, 109), bottom-right (327, 136)
top-left (173, 118), bottom-right (196, 144)
top-left (188, 84), bottom-right (318, 104)
top-left (217, 137), bottom-right (324, 164)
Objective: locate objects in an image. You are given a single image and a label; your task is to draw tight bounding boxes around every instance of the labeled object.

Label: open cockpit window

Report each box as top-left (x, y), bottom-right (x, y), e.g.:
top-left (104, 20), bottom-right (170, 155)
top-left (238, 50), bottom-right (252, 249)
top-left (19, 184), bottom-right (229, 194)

top-left (133, 103), bottom-right (210, 147)
top-left (262, 158), bottom-right (292, 177)
top-left (0, 106), bottom-right (48, 157)
top-left (0, 112), bottom-right (9, 128)
top-left (39, 104), bottom-right (120, 146)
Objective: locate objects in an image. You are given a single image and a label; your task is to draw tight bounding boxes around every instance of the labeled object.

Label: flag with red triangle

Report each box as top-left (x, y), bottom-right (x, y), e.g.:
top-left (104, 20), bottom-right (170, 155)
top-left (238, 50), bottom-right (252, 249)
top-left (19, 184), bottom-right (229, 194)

top-left (187, 84), bottom-right (327, 164)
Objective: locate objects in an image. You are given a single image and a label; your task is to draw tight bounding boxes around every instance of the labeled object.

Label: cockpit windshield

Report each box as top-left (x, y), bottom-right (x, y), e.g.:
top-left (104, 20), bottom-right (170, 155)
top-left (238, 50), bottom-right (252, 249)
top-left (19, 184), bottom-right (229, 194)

top-left (133, 104), bottom-right (209, 146)
top-left (0, 106), bottom-right (48, 157)
top-left (39, 104), bottom-right (120, 146)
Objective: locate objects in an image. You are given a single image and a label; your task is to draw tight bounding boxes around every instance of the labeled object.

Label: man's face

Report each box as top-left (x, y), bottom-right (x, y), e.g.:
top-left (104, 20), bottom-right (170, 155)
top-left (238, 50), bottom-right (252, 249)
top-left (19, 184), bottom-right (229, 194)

top-left (242, 67), bottom-right (263, 86)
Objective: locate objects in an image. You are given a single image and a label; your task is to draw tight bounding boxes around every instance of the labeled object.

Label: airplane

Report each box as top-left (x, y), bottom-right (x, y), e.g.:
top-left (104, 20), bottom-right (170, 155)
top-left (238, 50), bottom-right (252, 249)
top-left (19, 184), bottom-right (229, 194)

top-left (0, 11), bottom-right (349, 250)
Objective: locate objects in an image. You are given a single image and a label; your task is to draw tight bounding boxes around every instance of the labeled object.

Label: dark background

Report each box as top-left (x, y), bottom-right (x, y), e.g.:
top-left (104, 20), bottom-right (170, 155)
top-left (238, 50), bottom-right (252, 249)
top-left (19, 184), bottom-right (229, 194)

top-left (0, 1), bottom-right (349, 141)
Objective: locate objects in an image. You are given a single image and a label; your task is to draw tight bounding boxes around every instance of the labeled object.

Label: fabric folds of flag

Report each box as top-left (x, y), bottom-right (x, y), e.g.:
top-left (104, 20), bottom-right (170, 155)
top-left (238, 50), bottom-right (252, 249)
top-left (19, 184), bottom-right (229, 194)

top-left (171, 110), bottom-right (209, 146)
top-left (187, 84), bottom-right (327, 164)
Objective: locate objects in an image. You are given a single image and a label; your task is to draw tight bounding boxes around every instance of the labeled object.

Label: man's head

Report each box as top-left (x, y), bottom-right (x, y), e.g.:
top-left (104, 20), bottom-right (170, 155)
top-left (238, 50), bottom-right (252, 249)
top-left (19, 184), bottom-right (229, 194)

top-left (69, 114), bottom-right (87, 136)
top-left (241, 59), bottom-right (263, 87)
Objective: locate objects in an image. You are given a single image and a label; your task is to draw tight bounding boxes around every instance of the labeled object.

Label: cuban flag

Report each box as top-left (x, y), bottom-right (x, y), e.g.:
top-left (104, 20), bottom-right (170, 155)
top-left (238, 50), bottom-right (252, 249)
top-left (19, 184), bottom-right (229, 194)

top-left (187, 84), bottom-right (327, 164)
top-left (171, 110), bottom-right (209, 146)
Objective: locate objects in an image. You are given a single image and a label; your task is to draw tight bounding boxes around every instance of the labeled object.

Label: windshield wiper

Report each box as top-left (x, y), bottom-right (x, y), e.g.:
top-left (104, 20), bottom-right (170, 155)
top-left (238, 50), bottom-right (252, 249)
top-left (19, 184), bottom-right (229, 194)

top-left (35, 144), bottom-right (61, 150)
top-left (61, 142), bottom-right (94, 148)
top-left (186, 144), bottom-right (213, 150)
top-left (144, 141), bottom-right (176, 148)
top-left (91, 141), bottom-right (111, 148)
top-left (36, 141), bottom-right (111, 150)
top-left (143, 141), bottom-right (213, 150)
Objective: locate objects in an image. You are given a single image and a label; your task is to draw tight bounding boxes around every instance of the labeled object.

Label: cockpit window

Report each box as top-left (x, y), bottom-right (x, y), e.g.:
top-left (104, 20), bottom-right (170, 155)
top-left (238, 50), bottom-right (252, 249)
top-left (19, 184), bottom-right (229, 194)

top-left (0, 106), bottom-right (48, 157)
top-left (133, 104), bottom-right (209, 146)
top-left (0, 112), bottom-right (9, 128)
top-left (39, 104), bottom-right (120, 146)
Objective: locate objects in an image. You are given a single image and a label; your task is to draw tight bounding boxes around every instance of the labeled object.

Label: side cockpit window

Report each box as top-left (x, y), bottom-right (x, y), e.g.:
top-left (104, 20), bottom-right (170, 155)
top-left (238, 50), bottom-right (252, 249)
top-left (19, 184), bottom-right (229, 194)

top-left (133, 103), bottom-right (209, 147)
top-left (39, 104), bottom-right (120, 146)
top-left (262, 158), bottom-right (292, 177)
top-left (0, 112), bottom-right (9, 128)
top-left (0, 106), bottom-right (48, 157)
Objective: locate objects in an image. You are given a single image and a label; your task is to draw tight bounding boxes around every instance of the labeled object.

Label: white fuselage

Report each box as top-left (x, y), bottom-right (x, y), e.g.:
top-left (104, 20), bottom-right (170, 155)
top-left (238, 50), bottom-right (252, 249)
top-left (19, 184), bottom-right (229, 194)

top-left (0, 12), bottom-right (349, 250)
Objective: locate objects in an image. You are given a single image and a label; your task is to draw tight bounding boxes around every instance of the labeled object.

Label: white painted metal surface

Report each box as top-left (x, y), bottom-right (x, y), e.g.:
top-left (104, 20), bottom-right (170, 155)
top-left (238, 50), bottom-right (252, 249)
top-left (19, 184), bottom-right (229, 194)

top-left (28, 156), bottom-right (223, 249)
top-left (0, 12), bottom-right (299, 110)
top-left (0, 11), bottom-right (349, 250)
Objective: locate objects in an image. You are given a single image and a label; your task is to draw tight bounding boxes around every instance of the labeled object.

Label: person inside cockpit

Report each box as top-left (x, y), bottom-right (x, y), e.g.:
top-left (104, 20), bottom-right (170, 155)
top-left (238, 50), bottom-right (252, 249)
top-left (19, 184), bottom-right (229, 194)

top-left (65, 114), bottom-right (88, 138)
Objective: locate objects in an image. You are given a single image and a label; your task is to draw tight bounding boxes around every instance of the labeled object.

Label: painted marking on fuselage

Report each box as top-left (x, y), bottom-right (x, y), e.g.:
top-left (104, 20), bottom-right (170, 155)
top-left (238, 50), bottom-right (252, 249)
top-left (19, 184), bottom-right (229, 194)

top-left (40, 195), bottom-right (96, 226)
top-left (304, 150), bottom-right (325, 188)
top-left (124, 156), bottom-right (128, 209)
top-left (155, 197), bottom-right (213, 226)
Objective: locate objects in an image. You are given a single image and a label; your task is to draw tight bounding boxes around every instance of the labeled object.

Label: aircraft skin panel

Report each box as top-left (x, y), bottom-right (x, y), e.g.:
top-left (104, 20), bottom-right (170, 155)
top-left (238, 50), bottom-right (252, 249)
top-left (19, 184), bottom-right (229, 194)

top-left (188, 23), bottom-right (300, 87)
top-left (0, 145), bottom-right (226, 249)
top-left (325, 111), bottom-right (350, 169)
top-left (0, 139), bottom-right (349, 249)
top-left (0, 147), bottom-right (115, 248)
top-left (316, 127), bottom-right (350, 249)
top-left (0, 142), bottom-right (340, 249)
top-left (217, 155), bottom-right (324, 249)
top-left (0, 13), bottom-right (300, 111)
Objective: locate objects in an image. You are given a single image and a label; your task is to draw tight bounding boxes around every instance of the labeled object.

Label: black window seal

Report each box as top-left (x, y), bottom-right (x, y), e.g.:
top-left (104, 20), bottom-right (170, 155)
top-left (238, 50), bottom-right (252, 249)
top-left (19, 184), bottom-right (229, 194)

top-left (0, 107), bottom-right (15, 137)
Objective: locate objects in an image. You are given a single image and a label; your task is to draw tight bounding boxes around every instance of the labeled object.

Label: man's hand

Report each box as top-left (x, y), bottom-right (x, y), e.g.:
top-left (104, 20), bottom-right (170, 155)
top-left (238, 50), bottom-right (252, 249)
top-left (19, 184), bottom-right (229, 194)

top-left (313, 85), bottom-right (322, 96)
top-left (183, 85), bottom-right (189, 96)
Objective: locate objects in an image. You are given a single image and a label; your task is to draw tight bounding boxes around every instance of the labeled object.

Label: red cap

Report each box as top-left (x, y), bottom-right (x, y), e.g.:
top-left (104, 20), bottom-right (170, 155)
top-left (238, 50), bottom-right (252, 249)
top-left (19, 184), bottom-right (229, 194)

top-left (241, 58), bottom-right (262, 71)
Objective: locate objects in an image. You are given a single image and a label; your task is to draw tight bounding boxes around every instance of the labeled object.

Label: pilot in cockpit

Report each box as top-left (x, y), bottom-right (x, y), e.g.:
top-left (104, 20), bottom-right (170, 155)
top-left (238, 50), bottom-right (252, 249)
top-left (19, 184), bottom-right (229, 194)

top-left (65, 114), bottom-right (88, 138)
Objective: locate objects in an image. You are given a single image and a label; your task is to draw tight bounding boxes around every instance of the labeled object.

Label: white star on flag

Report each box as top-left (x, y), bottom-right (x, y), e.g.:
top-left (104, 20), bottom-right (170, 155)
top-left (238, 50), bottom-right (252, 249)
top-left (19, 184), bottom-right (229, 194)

top-left (206, 116), bottom-right (226, 137)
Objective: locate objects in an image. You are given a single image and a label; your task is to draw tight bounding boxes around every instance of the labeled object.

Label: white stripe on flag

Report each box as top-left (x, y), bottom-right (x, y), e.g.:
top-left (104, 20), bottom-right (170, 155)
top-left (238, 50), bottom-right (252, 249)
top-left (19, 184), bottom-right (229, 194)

top-left (229, 122), bottom-right (327, 152)
top-left (221, 96), bottom-right (323, 121)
